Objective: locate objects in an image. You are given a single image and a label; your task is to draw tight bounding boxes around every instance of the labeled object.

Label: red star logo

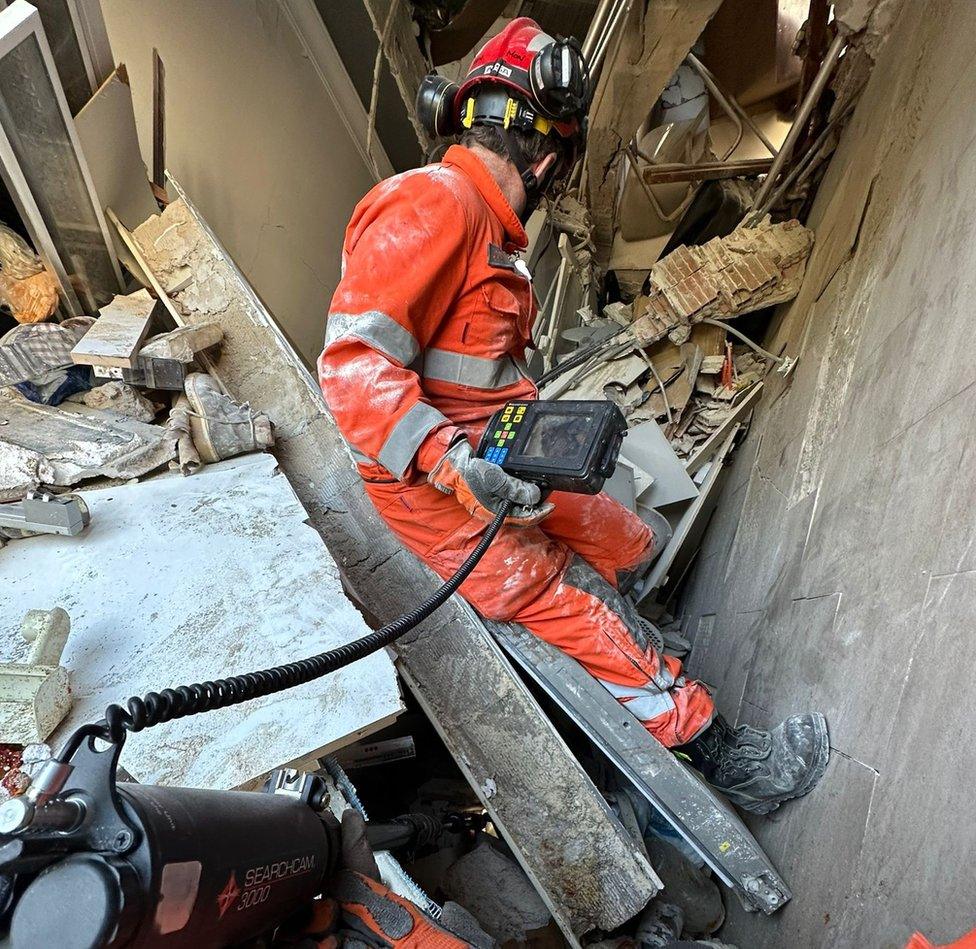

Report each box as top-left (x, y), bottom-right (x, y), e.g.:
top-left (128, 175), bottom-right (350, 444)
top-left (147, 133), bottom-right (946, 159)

top-left (217, 873), bottom-right (240, 919)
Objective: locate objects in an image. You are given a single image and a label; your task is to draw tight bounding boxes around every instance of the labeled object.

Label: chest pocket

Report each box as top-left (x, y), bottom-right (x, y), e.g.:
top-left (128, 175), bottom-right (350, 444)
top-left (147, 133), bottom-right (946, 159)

top-left (461, 280), bottom-right (533, 356)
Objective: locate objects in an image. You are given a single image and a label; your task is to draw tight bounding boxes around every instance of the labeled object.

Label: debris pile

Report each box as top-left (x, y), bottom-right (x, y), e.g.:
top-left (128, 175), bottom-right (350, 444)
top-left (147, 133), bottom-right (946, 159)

top-left (0, 0), bottom-right (885, 940)
top-left (632, 217), bottom-right (813, 345)
top-left (547, 218), bottom-right (812, 476)
top-left (0, 279), bottom-right (274, 512)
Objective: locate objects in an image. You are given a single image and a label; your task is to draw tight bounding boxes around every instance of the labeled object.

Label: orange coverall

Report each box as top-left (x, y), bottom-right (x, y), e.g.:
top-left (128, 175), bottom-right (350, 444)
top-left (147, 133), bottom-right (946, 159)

top-left (319, 145), bottom-right (714, 746)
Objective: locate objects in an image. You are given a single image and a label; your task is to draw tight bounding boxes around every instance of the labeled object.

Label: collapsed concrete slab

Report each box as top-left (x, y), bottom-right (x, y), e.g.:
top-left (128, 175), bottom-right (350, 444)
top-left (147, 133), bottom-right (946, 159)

top-left (0, 391), bottom-right (177, 498)
top-left (0, 453), bottom-right (403, 790)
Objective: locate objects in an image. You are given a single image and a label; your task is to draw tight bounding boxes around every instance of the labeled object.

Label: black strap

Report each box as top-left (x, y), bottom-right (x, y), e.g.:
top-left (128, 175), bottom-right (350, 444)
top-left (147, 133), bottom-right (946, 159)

top-left (498, 127), bottom-right (544, 220)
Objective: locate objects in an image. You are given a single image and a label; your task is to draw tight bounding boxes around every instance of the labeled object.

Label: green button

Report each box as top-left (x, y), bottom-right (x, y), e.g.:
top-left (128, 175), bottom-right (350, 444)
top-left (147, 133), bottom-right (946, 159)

top-left (504, 423), bottom-right (512, 430)
top-left (507, 431), bottom-right (516, 439)
top-left (497, 440), bottom-right (506, 447)
top-left (494, 431), bottom-right (502, 438)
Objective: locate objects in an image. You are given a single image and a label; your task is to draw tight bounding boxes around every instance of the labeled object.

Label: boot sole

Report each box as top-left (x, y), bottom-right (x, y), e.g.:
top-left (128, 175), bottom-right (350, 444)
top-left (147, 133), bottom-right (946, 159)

top-left (740, 713), bottom-right (831, 815)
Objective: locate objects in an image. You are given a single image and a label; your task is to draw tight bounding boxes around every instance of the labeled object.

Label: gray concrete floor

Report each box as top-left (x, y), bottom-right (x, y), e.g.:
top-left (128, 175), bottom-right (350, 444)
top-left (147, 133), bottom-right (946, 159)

top-left (677, 3), bottom-right (976, 946)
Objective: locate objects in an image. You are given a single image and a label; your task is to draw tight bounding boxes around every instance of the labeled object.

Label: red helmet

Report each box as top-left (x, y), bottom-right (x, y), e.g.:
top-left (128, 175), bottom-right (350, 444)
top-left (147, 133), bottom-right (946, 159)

top-left (417, 17), bottom-right (590, 148)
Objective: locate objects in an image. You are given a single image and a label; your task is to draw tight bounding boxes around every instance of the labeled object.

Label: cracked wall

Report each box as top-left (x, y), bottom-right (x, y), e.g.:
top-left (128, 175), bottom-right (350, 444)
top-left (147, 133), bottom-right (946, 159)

top-left (679, 1), bottom-right (976, 945)
top-left (101, 0), bottom-right (378, 365)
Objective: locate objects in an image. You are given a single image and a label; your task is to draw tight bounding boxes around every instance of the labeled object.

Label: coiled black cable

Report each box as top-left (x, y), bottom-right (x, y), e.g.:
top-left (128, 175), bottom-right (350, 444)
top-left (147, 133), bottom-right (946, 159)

top-left (96, 503), bottom-right (512, 746)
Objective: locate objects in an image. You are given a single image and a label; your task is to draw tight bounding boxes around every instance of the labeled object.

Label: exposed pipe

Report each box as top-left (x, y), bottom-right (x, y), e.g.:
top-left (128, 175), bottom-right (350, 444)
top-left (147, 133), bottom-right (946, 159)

top-left (589, 0), bottom-right (633, 78)
top-left (700, 318), bottom-right (794, 372)
top-left (581, 0), bottom-right (616, 62)
top-left (749, 30), bottom-right (848, 213)
top-left (685, 54), bottom-right (744, 161)
top-left (633, 157), bottom-right (774, 185)
top-left (747, 94), bottom-right (860, 224)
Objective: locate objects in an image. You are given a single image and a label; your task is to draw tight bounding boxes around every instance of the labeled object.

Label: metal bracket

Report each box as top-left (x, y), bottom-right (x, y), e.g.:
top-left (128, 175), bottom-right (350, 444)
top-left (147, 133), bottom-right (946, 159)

top-left (0, 493), bottom-right (89, 537)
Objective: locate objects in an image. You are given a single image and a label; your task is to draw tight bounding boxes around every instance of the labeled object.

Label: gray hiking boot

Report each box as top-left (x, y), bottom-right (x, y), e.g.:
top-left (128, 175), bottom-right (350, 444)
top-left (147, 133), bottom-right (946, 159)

top-left (184, 372), bottom-right (274, 464)
top-left (681, 713), bottom-right (830, 815)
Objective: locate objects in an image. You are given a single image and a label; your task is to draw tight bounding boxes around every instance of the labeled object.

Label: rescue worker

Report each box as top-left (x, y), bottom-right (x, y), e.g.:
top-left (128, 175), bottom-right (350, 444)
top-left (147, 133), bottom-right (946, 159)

top-left (318, 18), bottom-right (828, 814)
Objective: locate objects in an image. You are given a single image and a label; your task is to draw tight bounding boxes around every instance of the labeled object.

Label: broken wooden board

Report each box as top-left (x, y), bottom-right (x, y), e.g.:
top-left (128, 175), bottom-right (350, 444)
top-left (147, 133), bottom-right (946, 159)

top-left (70, 289), bottom-right (156, 369)
top-left (126, 179), bottom-right (659, 942)
top-left (0, 453), bottom-right (403, 789)
top-left (140, 320), bottom-right (223, 361)
top-left (585, 0), bottom-right (724, 269)
top-left (489, 621), bottom-right (791, 916)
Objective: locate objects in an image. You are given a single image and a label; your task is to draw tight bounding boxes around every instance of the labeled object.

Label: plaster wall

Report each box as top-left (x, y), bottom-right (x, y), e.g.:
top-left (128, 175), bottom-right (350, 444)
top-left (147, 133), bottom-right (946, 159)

top-left (679, 1), bottom-right (976, 944)
top-left (100, 0), bottom-right (379, 364)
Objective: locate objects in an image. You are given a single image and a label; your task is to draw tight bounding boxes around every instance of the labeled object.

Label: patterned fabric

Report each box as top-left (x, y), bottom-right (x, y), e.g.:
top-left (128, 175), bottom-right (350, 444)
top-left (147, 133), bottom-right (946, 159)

top-left (0, 318), bottom-right (93, 388)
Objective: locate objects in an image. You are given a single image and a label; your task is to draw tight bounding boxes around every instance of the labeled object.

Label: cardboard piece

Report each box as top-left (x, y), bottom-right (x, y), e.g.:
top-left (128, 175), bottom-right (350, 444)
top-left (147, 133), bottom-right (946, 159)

top-left (75, 66), bottom-right (159, 231)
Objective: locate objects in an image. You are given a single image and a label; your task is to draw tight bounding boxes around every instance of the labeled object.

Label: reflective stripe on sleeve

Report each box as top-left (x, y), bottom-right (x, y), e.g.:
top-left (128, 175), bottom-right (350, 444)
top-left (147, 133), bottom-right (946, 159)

top-left (325, 311), bottom-right (420, 367)
top-left (377, 401), bottom-right (450, 479)
top-left (421, 348), bottom-right (526, 389)
top-left (599, 679), bottom-right (677, 723)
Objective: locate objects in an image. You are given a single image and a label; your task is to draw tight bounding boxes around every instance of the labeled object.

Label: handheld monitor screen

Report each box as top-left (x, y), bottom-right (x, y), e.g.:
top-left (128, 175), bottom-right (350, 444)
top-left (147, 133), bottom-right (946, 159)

top-left (522, 409), bottom-right (597, 466)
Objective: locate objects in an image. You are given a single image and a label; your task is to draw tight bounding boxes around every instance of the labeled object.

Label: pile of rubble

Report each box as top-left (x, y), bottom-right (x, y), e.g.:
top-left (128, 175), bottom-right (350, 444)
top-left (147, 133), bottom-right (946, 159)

top-left (547, 216), bottom-right (813, 470)
top-left (0, 278), bottom-right (273, 530)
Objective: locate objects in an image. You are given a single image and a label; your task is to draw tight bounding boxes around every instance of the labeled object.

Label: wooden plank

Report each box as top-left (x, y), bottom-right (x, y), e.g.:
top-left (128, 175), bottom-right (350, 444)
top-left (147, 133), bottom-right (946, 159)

top-left (70, 289), bottom-right (155, 368)
top-left (585, 0), bottom-right (724, 271)
top-left (127, 180), bottom-right (659, 942)
top-left (151, 48), bottom-right (165, 192)
top-left (361, 0), bottom-right (430, 153)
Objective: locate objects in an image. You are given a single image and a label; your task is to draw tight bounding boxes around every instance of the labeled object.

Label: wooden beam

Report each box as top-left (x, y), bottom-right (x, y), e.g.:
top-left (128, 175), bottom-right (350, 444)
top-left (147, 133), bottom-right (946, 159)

top-left (151, 48), bottom-right (165, 191)
top-left (70, 289), bottom-right (155, 369)
top-left (585, 0), bottom-right (724, 272)
top-left (361, 0), bottom-right (430, 153)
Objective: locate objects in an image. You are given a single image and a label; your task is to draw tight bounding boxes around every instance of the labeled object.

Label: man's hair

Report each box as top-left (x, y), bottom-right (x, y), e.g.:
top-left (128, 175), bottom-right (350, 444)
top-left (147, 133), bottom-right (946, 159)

top-left (460, 122), bottom-right (559, 169)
